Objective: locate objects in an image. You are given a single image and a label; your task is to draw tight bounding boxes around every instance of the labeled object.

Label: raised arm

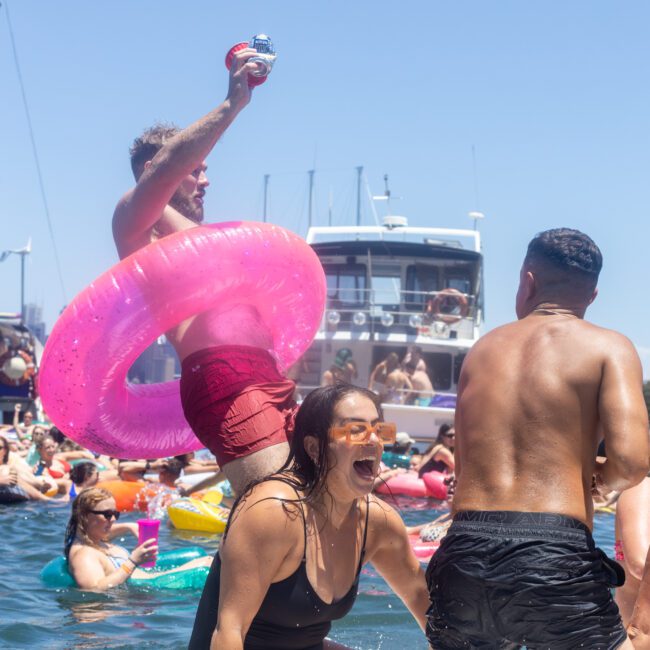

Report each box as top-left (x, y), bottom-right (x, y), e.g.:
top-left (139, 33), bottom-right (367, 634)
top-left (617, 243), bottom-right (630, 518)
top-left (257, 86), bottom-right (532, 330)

top-left (366, 498), bottom-right (430, 633)
top-left (596, 334), bottom-right (650, 493)
top-left (112, 48), bottom-right (260, 249)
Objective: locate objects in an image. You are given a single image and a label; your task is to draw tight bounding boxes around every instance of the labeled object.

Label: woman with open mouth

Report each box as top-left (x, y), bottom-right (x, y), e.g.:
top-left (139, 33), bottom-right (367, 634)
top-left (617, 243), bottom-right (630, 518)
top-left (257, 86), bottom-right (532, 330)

top-left (189, 383), bottom-right (430, 649)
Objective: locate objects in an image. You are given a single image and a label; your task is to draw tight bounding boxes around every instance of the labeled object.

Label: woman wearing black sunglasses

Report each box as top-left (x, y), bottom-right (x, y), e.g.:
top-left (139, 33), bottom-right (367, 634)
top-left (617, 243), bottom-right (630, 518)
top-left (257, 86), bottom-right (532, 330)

top-left (189, 384), bottom-right (429, 649)
top-left (65, 487), bottom-right (211, 591)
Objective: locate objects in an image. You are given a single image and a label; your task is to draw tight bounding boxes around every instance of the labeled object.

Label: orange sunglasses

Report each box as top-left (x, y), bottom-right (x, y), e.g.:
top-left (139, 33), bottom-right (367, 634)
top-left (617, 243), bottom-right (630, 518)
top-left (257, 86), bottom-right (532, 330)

top-left (330, 422), bottom-right (397, 445)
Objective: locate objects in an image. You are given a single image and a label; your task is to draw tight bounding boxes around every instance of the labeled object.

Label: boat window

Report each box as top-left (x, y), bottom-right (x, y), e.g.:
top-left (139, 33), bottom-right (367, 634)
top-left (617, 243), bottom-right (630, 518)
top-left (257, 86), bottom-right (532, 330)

top-left (405, 264), bottom-right (440, 309)
top-left (453, 353), bottom-right (466, 385)
top-left (444, 270), bottom-right (472, 296)
top-left (424, 352), bottom-right (453, 391)
top-left (371, 274), bottom-right (401, 308)
top-left (325, 264), bottom-right (366, 306)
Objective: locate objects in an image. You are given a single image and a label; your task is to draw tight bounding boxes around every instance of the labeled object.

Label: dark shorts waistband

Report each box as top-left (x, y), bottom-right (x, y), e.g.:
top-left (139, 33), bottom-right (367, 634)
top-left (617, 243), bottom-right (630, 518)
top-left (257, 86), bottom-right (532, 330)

top-left (450, 510), bottom-right (592, 542)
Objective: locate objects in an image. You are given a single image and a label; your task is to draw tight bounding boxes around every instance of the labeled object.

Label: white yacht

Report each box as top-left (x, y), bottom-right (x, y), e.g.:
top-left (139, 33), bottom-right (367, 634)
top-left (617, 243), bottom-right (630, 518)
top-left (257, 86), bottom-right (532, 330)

top-left (297, 215), bottom-right (484, 442)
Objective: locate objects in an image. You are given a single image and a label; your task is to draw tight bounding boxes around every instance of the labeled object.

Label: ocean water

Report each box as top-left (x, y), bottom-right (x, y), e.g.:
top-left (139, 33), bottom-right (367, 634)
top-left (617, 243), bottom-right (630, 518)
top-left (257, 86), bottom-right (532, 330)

top-left (0, 498), bottom-right (616, 650)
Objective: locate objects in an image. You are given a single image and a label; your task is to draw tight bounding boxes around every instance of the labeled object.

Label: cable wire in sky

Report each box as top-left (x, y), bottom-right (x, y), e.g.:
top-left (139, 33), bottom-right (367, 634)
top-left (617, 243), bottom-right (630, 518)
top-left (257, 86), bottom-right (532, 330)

top-left (3, 1), bottom-right (68, 303)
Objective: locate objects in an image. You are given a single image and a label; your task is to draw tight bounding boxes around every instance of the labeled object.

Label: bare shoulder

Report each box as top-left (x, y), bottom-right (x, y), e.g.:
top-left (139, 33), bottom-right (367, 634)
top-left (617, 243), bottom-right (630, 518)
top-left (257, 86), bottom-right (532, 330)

top-left (462, 321), bottom-right (516, 361)
top-left (583, 321), bottom-right (637, 348)
top-left (366, 494), bottom-right (404, 534)
top-left (68, 544), bottom-right (105, 569)
top-left (228, 479), bottom-right (304, 536)
top-left (112, 189), bottom-right (135, 226)
top-left (579, 321), bottom-right (641, 365)
top-left (365, 495), bottom-right (410, 558)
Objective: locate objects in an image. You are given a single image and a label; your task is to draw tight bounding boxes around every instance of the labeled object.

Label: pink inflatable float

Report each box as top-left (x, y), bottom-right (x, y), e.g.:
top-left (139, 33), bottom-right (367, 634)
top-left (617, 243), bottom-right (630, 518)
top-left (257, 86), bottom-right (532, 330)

top-left (375, 470), bottom-right (448, 500)
top-left (39, 222), bottom-right (325, 458)
top-left (409, 533), bottom-right (440, 563)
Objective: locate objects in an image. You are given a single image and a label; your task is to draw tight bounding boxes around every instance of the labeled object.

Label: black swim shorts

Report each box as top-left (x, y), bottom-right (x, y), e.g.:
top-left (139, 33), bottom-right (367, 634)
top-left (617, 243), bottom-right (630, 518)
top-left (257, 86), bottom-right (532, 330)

top-left (425, 511), bottom-right (627, 650)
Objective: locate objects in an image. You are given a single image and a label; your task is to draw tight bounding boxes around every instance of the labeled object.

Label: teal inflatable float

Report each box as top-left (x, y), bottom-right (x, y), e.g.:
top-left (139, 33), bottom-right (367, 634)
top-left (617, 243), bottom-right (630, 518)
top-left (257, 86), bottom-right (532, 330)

top-left (41, 546), bottom-right (210, 590)
top-left (382, 450), bottom-right (412, 469)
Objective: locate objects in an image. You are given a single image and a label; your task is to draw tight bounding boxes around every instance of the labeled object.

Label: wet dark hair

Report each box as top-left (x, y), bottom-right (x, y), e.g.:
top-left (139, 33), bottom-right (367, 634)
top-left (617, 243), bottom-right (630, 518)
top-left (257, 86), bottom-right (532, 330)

top-left (173, 453), bottom-right (193, 467)
top-left (524, 228), bottom-right (602, 297)
top-left (49, 426), bottom-right (65, 445)
top-left (226, 384), bottom-right (383, 529)
top-left (70, 461), bottom-right (98, 486)
top-left (130, 122), bottom-right (180, 180)
top-left (436, 423), bottom-right (453, 443)
top-left (159, 458), bottom-right (184, 480)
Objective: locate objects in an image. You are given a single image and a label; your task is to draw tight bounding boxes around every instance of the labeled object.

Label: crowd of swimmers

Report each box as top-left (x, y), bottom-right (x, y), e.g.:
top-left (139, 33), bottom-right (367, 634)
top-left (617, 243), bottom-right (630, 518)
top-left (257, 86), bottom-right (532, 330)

top-left (0, 403), bottom-right (224, 504)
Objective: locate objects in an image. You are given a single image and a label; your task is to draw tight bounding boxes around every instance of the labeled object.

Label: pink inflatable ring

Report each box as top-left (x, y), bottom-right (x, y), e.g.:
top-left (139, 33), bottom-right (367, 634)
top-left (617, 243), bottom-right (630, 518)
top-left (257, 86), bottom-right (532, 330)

top-left (39, 222), bottom-right (326, 458)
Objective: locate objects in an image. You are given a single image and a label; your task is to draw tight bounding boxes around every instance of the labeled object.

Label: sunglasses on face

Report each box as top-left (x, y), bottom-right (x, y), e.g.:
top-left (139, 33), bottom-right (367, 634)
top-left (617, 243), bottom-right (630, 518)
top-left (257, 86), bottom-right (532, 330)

top-left (90, 509), bottom-right (120, 521)
top-left (330, 422), bottom-right (397, 445)
top-left (443, 432), bottom-right (455, 438)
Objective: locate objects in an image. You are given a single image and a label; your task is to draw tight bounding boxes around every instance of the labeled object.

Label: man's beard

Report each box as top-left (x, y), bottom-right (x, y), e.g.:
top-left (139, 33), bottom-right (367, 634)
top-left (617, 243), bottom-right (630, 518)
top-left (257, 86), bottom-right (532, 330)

top-left (169, 192), bottom-right (203, 223)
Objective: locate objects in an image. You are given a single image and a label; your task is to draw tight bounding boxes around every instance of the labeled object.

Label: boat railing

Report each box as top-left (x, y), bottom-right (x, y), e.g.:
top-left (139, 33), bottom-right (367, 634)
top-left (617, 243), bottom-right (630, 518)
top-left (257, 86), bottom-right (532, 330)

top-left (322, 287), bottom-right (478, 336)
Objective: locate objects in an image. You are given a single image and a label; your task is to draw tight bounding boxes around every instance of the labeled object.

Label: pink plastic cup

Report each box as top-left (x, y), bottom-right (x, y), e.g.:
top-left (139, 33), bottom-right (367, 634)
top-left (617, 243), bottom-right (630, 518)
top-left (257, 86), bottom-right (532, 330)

top-left (137, 519), bottom-right (160, 568)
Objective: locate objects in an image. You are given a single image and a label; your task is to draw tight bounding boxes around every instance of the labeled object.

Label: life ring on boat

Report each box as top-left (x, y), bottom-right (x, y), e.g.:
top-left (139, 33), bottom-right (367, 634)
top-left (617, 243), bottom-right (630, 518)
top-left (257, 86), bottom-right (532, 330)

top-left (167, 497), bottom-right (230, 534)
top-left (425, 288), bottom-right (469, 325)
top-left (0, 349), bottom-right (35, 386)
top-left (40, 547), bottom-right (209, 590)
top-left (38, 222), bottom-right (326, 459)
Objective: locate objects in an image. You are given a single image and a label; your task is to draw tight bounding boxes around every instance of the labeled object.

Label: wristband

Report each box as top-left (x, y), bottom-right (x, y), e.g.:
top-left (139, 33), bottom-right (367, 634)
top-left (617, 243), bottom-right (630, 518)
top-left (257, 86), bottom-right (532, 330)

top-left (120, 561), bottom-right (135, 576)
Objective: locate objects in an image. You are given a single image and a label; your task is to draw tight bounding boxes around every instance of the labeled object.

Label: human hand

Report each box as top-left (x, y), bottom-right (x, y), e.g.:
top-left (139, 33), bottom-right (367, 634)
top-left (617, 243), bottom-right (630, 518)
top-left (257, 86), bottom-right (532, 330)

top-left (39, 478), bottom-right (55, 494)
top-left (177, 484), bottom-right (191, 497)
top-left (226, 48), bottom-right (260, 111)
top-left (130, 538), bottom-right (158, 566)
top-left (0, 469), bottom-right (17, 487)
top-left (14, 404), bottom-right (21, 413)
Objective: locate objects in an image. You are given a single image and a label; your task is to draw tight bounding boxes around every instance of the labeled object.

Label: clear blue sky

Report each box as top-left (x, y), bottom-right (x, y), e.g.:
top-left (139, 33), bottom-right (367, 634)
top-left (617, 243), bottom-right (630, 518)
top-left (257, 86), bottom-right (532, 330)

top-left (1, 1), bottom-right (649, 377)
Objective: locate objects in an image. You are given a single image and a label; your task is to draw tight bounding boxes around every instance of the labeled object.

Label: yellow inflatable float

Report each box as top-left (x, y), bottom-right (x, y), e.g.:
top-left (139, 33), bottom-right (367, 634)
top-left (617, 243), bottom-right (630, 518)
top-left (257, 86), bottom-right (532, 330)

top-left (168, 496), bottom-right (229, 534)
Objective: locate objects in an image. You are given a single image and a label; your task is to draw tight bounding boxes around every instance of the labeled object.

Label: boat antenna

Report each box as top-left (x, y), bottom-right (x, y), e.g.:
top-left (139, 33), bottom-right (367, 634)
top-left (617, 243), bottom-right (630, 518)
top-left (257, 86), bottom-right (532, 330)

top-left (262, 174), bottom-right (270, 222)
top-left (372, 174), bottom-right (402, 216)
top-left (3, 1), bottom-right (68, 303)
top-left (468, 145), bottom-right (485, 231)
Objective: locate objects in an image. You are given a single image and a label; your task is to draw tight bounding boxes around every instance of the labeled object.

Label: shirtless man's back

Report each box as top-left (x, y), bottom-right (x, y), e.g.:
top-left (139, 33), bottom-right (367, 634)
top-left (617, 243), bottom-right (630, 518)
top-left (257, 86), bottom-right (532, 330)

top-left (112, 49), bottom-right (291, 494)
top-left (426, 228), bottom-right (649, 650)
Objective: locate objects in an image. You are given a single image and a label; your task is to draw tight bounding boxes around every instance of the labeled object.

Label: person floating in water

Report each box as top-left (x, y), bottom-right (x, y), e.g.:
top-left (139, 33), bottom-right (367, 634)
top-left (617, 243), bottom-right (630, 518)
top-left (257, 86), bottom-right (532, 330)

top-left (112, 47), bottom-right (295, 496)
top-left (426, 228), bottom-right (649, 649)
top-left (65, 487), bottom-right (212, 591)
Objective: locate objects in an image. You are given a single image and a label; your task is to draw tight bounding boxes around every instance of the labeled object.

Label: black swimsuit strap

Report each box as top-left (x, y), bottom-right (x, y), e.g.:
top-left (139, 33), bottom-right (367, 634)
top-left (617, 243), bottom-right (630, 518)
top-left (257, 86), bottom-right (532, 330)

top-left (284, 483), bottom-right (308, 562)
top-left (356, 495), bottom-right (370, 575)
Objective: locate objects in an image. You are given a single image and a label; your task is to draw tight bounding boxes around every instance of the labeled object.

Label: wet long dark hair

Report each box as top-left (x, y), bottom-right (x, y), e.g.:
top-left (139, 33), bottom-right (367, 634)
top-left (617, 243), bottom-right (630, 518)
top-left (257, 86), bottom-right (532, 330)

top-left (225, 383), bottom-right (383, 531)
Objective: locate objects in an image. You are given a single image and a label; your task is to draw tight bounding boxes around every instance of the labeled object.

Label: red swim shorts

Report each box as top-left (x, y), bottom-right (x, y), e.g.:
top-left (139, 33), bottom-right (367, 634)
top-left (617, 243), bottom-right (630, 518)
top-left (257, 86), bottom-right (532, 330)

top-left (180, 345), bottom-right (297, 467)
